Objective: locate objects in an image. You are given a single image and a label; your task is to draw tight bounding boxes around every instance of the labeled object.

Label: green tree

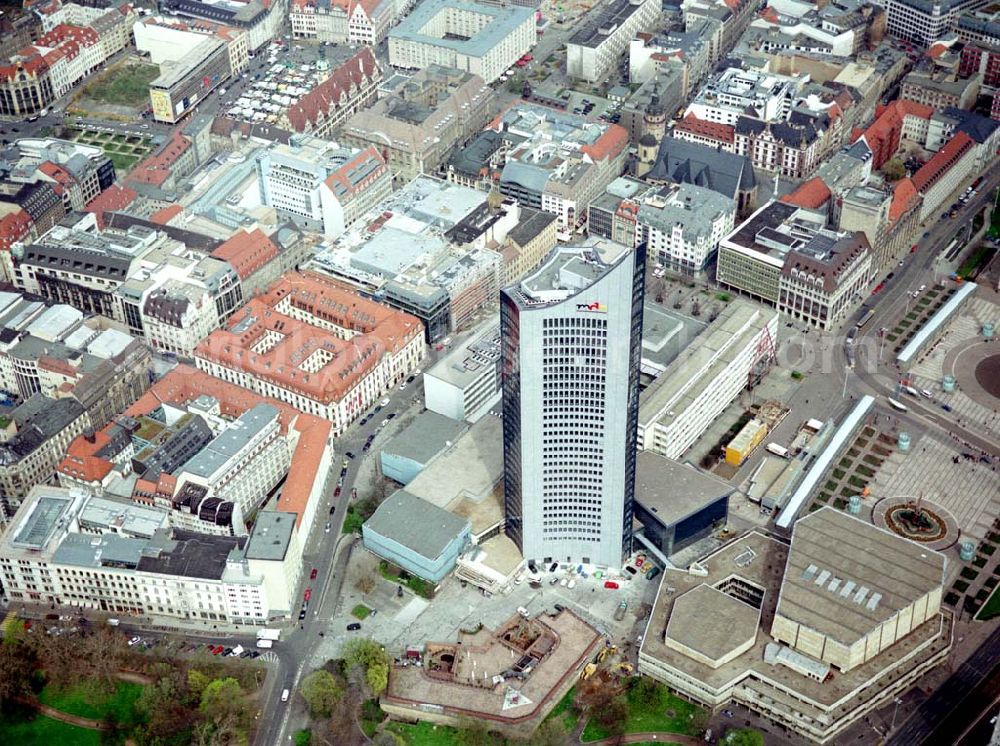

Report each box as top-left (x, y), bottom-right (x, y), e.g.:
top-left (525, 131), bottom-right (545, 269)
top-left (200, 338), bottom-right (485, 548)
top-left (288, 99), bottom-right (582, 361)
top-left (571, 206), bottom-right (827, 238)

top-left (723, 729), bottom-right (766, 746)
top-left (528, 719), bottom-right (569, 746)
top-left (0, 638), bottom-right (36, 705)
top-left (630, 676), bottom-right (662, 708)
top-left (455, 716), bottom-right (494, 746)
top-left (188, 669), bottom-right (211, 700)
top-left (293, 729), bottom-right (311, 746)
top-left (299, 669), bottom-right (343, 717)
top-left (199, 678), bottom-right (244, 724)
top-left (342, 638), bottom-right (389, 672)
top-left (365, 662), bottom-right (388, 696)
top-left (882, 158), bottom-right (906, 181)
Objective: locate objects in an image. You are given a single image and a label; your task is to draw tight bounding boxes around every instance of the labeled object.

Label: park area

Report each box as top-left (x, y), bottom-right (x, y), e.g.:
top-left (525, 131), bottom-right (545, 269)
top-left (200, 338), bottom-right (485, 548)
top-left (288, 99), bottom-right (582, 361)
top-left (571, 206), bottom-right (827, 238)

top-left (68, 128), bottom-right (154, 175)
top-left (74, 62), bottom-right (159, 109)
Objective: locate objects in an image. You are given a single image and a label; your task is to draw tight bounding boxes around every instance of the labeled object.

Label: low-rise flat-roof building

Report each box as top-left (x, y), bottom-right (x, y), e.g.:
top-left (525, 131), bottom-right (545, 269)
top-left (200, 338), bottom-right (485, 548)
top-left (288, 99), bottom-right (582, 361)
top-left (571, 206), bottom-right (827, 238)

top-left (717, 201), bottom-right (873, 331)
top-left (423, 321), bottom-right (501, 422)
top-left (388, 0), bottom-right (536, 84)
top-left (566, 0), bottom-right (660, 83)
top-left (194, 271), bottom-right (424, 435)
top-left (379, 411), bottom-right (468, 485)
top-left (633, 452), bottom-right (732, 561)
top-left (363, 489), bottom-right (472, 583)
top-left (639, 508), bottom-right (951, 743)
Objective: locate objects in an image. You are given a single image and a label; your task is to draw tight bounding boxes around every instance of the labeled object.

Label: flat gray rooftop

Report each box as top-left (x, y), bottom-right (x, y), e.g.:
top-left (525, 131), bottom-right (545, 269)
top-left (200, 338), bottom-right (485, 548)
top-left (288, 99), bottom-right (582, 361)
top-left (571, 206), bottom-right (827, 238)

top-left (244, 511), bottom-right (296, 561)
top-left (778, 507), bottom-right (946, 647)
top-left (635, 452), bottom-right (733, 526)
top-left (364, 489), bottom-right (470, 560)
top-left (666, 584), bottom-right (760, 663)
top-left (383, 411), bottom-right (469, 465)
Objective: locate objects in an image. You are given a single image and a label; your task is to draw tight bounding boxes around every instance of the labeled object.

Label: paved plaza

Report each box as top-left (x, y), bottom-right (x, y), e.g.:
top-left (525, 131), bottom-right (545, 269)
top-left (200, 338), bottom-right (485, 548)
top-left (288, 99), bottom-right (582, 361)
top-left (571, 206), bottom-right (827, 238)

top-left (873, 432), bottom-right (1000, 547)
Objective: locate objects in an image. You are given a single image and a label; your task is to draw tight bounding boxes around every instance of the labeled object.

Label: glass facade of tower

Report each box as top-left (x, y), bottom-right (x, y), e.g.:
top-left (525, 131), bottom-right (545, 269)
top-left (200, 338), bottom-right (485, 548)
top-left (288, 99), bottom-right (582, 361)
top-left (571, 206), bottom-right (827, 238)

top-left (501, 239), bottom-right (645, 567)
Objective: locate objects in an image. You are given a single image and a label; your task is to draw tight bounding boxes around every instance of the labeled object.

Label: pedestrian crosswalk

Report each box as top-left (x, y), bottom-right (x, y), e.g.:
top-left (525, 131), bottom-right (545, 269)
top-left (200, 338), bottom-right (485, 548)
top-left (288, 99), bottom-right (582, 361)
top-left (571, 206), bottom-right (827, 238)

top-left (258, 651), bottom-right (279, 664)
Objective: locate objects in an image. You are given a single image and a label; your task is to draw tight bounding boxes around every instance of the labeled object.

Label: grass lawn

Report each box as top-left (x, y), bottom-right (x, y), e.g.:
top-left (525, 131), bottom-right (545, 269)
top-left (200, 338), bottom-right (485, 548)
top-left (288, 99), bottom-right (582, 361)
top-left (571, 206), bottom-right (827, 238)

top-left (108, 152), bottom-right (139, 173)
top-left (544, 686), bottom-right (581, 734)
top-left (386, 721), bottom-right (464, 746)
top-left (0, 712), bottom-right (102, 745)
top-left (351, 604), bottom-right (371, 620)
top-left (39, 680), bottom-right (144, 727)
top-left (581, 679), bottom-right (701, 742)
top-left (79, 63), bottom-right (159, 107)
top-left (977, 584), bottom-right (1000, 620)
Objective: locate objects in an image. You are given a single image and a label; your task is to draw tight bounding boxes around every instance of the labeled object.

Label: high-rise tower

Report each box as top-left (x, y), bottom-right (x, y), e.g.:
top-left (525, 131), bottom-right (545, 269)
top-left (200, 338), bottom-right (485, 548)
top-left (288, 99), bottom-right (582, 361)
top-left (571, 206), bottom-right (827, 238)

top-left (500, 238), bottom-right (645, 568)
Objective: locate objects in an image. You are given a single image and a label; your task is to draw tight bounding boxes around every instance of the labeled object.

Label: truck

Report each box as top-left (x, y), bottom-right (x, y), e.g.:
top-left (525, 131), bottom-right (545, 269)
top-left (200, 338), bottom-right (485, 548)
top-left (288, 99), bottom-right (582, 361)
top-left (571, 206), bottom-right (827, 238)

top-left (613, 600), bottom-right (628, 621)
top-left (766, 443), bottom-right (789, 458)
top-left (256, 639), bottom-right (273, 649)
top-left (256, 628), bottom-right (281, 641)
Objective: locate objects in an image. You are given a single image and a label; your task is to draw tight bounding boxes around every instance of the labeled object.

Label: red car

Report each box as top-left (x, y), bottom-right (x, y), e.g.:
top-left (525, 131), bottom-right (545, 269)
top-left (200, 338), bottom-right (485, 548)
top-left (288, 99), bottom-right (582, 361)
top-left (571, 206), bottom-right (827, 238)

top-left (304, 588), bottom-right (312, 602)
top-left (310, 568), bottom-right (318, 580)
top-left (604, 580), bottom-right (619, 589)
top-left (910, 244), bottom-right (919, 253)
top-left (212, 645), bottom-right (224, 655)
top-left (334, 486), bottom-right (341, 498)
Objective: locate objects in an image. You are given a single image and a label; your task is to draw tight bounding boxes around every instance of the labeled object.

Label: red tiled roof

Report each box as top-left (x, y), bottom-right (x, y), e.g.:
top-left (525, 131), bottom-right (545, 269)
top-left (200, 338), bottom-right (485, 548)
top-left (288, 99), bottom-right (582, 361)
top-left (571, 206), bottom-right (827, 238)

top-left (39, 24), bottom-right (99, 49)
top-left (911, 132), bottom-right (975, 193)
top-left (0, 207), bottom-right (33, 251)
top-left (780, 177), bottom-right (832, 209)
top-left (324, 145), bottom-right (388, 199)
top-left (57, 431), bottom-right (115, 484)
top-left (889, 178), bottom-right (919, 223)
top-left (853, 100), bottom-right (935, 169)
top-left (580, 123), bottom-right (629, 162)
top-left (211, 228), bottom-right (280, 281)
top-left (85, 184), bottom-right (137, 228)
top-left (37, 160), bottom-right (74, 187)
top-left (150, 204), bottom-right (184, 225)
top-left (124, 365), bottom-right (334, 528)
top-left (126, 132), bottom-right (191, 187)
top-left (285, 47), bottom-right (379, 133)
top-left (927, 43), bottom-right (948, 59)
top-left (194, 271), bottom-right (421, 404)
top-left (675, 114), bottom-right (736, 144)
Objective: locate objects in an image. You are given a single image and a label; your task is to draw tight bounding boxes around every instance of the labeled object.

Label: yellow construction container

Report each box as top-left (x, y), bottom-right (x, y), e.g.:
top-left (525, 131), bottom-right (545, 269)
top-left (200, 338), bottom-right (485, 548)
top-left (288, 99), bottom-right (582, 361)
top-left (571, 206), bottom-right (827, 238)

top-left (725, 419), bottom-right (768, 466)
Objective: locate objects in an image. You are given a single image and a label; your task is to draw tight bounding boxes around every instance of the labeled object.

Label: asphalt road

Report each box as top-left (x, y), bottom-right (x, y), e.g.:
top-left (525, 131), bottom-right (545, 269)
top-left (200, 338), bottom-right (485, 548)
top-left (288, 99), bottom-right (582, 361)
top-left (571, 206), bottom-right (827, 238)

top-left (888, 624), bottom-right (1000, 746)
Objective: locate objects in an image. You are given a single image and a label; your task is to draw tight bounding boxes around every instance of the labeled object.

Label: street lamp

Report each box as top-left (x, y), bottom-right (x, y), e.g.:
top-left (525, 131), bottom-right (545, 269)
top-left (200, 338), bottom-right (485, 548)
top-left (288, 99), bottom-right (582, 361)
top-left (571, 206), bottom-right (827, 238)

top-left (890, 697), bottom-right (903, 731)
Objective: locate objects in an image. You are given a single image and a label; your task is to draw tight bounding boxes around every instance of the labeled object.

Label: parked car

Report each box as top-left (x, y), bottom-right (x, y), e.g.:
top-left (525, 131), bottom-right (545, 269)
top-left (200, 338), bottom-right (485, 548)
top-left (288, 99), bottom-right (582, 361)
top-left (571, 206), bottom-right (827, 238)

top-left (346, 623), bottom-right (362, 631)
top-left (346, 451), bottom-right (355, 459)
top-left (548, 562), bottom-right (558, 572)
top-left (624, 566), bottom-right (637, 575)
top-left (310, 568), bottom-right (318, 580)
top-left (128, 636), bottom-right (141, 646)
top-left (325, 522), bottom-right (331, 533)
top-left (304, 588), bottom-right (312, 602)
top-left (604, 580), bottom-right (620, 589)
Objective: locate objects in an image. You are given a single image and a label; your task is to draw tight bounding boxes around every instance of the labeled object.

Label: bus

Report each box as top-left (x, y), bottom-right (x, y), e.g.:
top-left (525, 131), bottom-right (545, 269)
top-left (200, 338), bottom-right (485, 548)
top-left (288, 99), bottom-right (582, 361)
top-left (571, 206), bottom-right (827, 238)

top-left (856, 309), bottom-right (876, 329)
top-left (887, 397), bottom-right (908, 412)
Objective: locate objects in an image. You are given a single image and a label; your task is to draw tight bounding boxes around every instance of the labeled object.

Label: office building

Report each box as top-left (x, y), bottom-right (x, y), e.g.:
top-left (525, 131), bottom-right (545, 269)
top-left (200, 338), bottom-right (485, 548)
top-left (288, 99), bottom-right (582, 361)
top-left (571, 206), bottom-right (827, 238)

top-left (900, 68), bottom-right (980, 110)
top-left (638, 183), bottom-right (736, 276)
top-left (883, 0), bottom-right (984, 46)
top-left (566, 0), bottom-right (660, 83)
top-left (1, 137), bottom-right (116, 211)
top-left (339, 65), bottom-right (496, 187)
top-left (423, 321), bottom-right (501, 422)
top-left (256, 135), bottom-right (392, 238)
top-left (717, 202), bottom-right (873, 331)
top-left (388, 0), bottom-right (536, 84)
top-left (639, 509), bottom-right (951, 744)
top-left (0, 485), bottom-right (304, 623)
top-left (686, 68), bottom-right (803, 127)
top-left (494, 104), bottom-right (629, 232)
top-left (638, 300), bottom-right (777, 460)
top-left (500, 238), bottom-right (645, 568)
top-left (194, 272), bottom-right (423, 435)
top-left (308, 176), bottom-right (503, 341)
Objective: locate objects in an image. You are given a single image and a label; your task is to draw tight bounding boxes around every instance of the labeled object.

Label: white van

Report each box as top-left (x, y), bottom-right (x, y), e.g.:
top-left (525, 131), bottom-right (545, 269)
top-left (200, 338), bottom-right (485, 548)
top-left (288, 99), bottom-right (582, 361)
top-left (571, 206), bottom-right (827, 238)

top-left (281, 689), bottom-right (290, 703)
